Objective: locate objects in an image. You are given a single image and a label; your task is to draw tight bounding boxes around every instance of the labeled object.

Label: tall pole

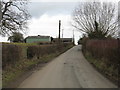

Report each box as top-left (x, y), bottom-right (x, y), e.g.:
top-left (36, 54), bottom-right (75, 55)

top-left (62, 29), bottom-right (64, 43)
top-left (59, 20), bottom-right (61, 43)
top-left (62, 29), bottom-right (64, 38)
top-left (0, 1), bottom-right (2, 22)
top-left (0, 1), bottom-right (2, 32)
top-left (117, 38), bottom-right (120, 88)
top-left (73, 30), bottom-right (75, 44)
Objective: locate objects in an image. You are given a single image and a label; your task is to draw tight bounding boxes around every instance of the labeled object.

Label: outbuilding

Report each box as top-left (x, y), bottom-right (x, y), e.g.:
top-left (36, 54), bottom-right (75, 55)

top-left (25, 35), bottom-right (51, 43)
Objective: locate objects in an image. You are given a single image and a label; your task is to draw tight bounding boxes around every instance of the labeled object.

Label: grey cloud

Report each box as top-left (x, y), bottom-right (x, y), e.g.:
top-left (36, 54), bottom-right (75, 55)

top-left (27, 2), bottom-right (78, 18)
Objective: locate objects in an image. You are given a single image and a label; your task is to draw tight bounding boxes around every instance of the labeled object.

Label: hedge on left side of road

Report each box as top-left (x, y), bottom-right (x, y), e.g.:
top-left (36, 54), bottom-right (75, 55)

top-left (2, 42), bottom-right (74, 87)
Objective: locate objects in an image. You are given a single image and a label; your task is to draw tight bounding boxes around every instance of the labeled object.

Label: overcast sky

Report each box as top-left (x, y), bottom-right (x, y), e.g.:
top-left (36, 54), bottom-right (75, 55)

top-left (27, 2), bottom-right (81, 44)
top-left (0, 0), bottom-right (119, 44)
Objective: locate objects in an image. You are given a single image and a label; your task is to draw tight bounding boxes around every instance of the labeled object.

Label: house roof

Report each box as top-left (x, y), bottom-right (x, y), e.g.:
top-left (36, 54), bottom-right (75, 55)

top-left (53, 38), bottom-right (72, 40)
top-left (26, 35), bottom-right (50, 39)
top-left (61, 38), bottom-right (73, 41)
top-left (53, 38), bottom-right (73, 42)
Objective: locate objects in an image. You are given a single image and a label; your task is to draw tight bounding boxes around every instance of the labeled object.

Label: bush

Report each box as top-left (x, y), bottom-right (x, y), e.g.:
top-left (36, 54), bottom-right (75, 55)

top-left (27, 46), bottom-right (38, 59)
top-left (26, 43), bottom-right (71, 59)
top-left (85, 39), bottom-right (119, 66)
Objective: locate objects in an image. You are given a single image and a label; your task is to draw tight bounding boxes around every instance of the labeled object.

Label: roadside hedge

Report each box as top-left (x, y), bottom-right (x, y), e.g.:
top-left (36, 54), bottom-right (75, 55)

top-left (86, 39), bottom-right (119, 66)
top-left (2, 44), bottom-right (23, 68)
top-left (2, 43), bottom-right (73, 69)
top-left (27, 44), bottom-right (70, 59)
top-left (82, 39), bottom-right (120, 86)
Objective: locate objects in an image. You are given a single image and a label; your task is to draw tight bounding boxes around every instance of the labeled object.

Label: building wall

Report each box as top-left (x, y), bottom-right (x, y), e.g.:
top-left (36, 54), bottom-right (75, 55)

top-left (26, 38), bottom-right (51, 43)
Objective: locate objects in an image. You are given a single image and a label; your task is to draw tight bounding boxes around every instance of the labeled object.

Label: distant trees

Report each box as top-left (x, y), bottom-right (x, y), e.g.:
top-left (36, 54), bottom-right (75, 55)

top-left (8, 32), bottom-right (24, 42)
top-left (72, 2), bottom-right (118, 39)
top-left (0, 0), bottom-right (30, 36)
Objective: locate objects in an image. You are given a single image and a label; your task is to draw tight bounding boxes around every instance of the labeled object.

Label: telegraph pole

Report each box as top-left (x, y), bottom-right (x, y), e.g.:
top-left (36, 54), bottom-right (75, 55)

top-left (0, 1), bottom-right (2, 22)
top-left (62, 29), bottom-right (64, 43)
top-left (58, 20), bottom-right (61, 43)
top-left (62, 29), bottom-right (64, 39)
top-left (117, 37), bottom-right (120, 88)
top-left (73, 30), bottom-right (75, 44)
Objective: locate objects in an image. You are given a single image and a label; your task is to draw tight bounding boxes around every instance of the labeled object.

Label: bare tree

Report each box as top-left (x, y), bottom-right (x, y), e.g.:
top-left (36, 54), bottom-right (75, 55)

top-left (0, 0), bottom-right (30, 36)
top-left (118, 1), bottom-right (120, 38)
top-left (72, 2), bottom-right (118, 39)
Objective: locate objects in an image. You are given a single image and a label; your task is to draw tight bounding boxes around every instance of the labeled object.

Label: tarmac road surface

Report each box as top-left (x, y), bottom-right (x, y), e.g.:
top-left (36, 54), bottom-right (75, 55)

top-left (18, 45), bottom-right (117, 88)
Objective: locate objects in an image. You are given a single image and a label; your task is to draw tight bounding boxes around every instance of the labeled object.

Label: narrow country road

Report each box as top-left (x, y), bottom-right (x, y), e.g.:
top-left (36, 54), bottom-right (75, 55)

top-left (18, 45), bottom-right (117, 88)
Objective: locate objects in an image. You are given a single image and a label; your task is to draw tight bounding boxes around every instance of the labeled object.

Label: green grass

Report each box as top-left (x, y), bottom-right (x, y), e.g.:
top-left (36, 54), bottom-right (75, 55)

top-left (3, 68), bottom-right (23, 87)
top-left (2, 42), bottom-right (38, 46)
top-left (3, 58), bottom-right (42, 87)
top-left (12, 42), bottom-right (38, 46)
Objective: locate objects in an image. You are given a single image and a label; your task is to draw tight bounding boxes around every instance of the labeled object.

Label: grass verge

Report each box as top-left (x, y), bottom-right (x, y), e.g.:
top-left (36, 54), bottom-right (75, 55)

top-left (83, 51), bottom-right (119, 86)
